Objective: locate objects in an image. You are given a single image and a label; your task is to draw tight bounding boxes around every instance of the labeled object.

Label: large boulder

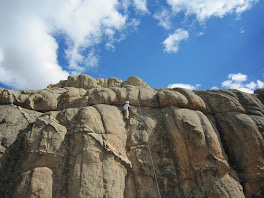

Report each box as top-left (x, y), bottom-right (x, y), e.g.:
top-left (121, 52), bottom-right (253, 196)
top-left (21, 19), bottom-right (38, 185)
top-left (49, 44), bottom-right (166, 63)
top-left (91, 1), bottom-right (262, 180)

top-left (65, 75), bottom-right (98, 89)
top-left (123, 76), bottom-right (150, 88)
top-left (0, 105), bottom-right (41, 159)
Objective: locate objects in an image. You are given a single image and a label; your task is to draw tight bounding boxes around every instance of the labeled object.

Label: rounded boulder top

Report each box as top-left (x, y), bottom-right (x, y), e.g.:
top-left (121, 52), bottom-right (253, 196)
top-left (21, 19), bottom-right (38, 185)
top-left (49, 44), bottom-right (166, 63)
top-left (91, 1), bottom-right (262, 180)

top-left (47, 75), bottom-right (150, 89)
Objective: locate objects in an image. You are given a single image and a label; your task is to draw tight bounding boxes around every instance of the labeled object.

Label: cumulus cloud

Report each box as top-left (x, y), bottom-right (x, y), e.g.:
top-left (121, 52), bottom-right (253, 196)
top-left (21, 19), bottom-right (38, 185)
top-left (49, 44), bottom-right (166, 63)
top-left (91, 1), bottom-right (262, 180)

top-left (48, 0), bottom-right (127, 72)
top-left (228, 72), bottom-right (247, 82)
top-left (168, 83), bottom-right (201, 90)
top-left (163, 28), bottom-right (189, 53)
top-left (153, 8), bottom-right (172, 30)
top-left (0, 15), bottom-right (69, 89)
top-left (166, 0), bottom-right (258, 22)
top-left (221, 72), bottom-right (264, 93)
top-left (0, 0), bottom-right (127, 89)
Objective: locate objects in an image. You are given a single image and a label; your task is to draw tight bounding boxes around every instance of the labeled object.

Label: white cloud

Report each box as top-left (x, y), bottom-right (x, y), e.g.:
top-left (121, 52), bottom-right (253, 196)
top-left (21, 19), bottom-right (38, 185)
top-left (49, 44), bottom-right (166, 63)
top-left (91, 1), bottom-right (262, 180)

top-left (222, 80), bottom-right (232, 87)
top-left (221, 72), bottom-right (264, 93)
top-left (166, 0), bottom-right (258, 22)
top-left (257, 80), bottom-right (264, 89)
top-left (228, 72), bottom-right (247, 82)
top-left (238, 87), bottom-right (255, 93)
top-left (0, 67), bottom-right (14, 86)
top-left (53, 0), bottom-right (127, 72)
top-left (211, 86), bottom-right (219, 90)
top-left (0, 15), bottom-right (69, 89)
top-left (104, 28), bottom-right (116, 50)
top-left (127, 18), bottom-right (141, 30)
top-left (168, 83), bottom-right (201, 90)
top-left (163, 28), bottom-right (189, 53)
top-left (245, 81), bottom-right (256, 90)
top-left (134, 0), bottom-right (149, 13)
top-left (0, 0), bottom-right (128, 89)
top-left (84, 51), bottom-right (99, 68)
top-left (153, 8), bottom-right (172, 30)
top-left (105, 28), bottom-right (115, 39)
top-left (121, 0), bottom-right (131, 12)
top-left (0, 48), bottom-right (3, 63)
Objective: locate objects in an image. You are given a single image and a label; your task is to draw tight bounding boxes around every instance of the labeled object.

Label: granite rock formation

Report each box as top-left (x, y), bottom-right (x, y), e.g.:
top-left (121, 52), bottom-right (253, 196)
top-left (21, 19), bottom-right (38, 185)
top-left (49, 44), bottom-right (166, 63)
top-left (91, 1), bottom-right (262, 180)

top-left (0, 75), bottom-right (264, 198)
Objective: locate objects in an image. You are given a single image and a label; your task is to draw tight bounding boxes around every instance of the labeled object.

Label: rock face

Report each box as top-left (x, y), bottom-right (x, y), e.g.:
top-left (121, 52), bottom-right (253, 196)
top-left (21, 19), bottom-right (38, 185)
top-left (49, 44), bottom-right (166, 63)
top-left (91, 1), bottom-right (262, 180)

top-left (0, 75), bottom-right (264, 198)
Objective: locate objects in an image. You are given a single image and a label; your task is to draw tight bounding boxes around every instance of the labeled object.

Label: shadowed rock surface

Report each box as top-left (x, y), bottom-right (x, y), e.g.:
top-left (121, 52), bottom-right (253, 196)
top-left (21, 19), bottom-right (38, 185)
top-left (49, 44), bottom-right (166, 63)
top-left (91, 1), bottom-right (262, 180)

top-left (0, 75), bottom-right (264, 198)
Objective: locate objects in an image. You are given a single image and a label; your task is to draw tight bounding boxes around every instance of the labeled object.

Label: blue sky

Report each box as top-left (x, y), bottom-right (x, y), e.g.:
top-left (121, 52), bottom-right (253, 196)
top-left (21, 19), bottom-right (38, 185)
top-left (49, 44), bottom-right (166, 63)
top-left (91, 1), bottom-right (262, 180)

top-left (0, 0), bottom-right (264, 93)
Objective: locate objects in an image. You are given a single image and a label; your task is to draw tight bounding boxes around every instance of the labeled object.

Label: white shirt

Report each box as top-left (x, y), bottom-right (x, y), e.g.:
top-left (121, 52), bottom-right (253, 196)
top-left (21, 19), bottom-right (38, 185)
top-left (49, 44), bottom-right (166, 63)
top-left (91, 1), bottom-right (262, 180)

top-left (123, 104), bottom-right (130, 110)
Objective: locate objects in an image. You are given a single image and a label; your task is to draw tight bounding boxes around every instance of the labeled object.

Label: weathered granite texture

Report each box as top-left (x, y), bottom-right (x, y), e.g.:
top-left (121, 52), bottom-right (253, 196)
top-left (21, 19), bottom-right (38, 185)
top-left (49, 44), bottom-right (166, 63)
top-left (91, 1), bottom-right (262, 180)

top-left (0, 75), bottom-right (264, 198)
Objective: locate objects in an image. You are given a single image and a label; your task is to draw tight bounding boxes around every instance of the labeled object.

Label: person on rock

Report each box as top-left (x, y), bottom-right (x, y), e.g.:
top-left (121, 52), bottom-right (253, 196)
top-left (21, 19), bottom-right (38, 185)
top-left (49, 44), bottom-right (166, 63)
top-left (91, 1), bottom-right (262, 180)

top-left (123, 101), bottom-right (131, 120)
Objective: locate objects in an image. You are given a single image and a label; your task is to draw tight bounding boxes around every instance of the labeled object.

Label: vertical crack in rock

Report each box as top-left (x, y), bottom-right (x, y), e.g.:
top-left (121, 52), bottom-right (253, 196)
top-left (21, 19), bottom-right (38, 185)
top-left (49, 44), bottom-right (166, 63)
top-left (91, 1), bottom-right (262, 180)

top-left (161, 107), bottom-right (186, 197)
top-left (56, 131), bottom-right (71, 198)
top-left (214, 113), bottom-right (246, 193)
top-left (93, 105), bottom-right (107, 134)
top-left (80, 133), bottom-right (85, 197)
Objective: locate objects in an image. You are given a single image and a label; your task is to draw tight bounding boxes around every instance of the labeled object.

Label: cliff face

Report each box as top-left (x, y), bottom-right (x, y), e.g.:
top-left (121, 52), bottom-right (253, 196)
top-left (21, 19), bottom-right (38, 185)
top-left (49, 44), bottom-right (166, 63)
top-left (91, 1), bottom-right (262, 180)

top-left (0, 75), bottom-right (264, 198)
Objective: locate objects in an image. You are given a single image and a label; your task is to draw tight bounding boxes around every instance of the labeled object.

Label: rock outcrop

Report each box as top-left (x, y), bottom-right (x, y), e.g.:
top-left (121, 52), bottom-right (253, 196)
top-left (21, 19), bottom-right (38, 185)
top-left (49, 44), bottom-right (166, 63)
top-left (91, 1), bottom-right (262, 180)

top-left (47, 75), bottom-right (150, 89)
top-left (0, 75), bottom-right (264, 198)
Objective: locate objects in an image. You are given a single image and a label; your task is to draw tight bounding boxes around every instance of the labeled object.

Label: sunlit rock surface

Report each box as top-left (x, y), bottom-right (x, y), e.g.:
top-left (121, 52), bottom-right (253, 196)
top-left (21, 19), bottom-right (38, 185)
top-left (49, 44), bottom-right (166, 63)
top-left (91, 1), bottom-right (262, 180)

top-left (0, 75), bottom-right (264, 198)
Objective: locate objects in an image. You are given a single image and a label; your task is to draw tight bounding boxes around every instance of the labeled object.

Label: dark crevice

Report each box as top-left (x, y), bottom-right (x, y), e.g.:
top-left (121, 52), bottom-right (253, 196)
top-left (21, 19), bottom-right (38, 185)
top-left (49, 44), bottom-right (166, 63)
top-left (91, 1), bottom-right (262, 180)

top-left (161, 107), bottom-right (185, 198)
top-left (53, 112), bottom-right (76, 198)
top-left (1, 137), bottom-right (8, 148)
top-left (58, 127), bottom-right (74, 198)
top-left (156, 90), bottom-right (162, 108)
top-left (63, 133), bottom-right (71, 198)
top-left (0, 124), bottom-right (32, 198)
top-left (138, 88), bottom-right (142, 108)
top-left (212, 114), bottom-right (244, 186)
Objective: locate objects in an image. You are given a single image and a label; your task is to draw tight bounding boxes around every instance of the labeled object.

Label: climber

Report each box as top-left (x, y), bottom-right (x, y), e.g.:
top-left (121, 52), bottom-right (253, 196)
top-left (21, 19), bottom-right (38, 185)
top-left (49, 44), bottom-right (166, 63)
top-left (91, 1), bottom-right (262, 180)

top-left (123, 101), bottom-right (131, 120)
